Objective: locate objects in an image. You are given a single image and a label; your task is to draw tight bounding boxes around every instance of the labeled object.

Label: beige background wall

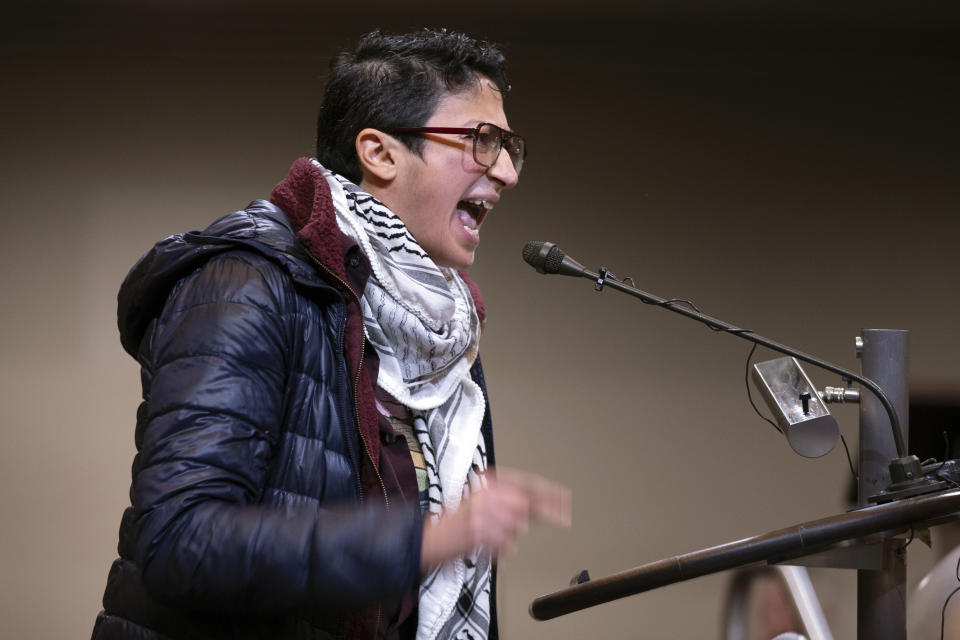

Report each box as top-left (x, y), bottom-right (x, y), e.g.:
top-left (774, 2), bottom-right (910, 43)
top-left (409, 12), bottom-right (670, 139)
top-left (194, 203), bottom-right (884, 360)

top-left (2, 3), bottom-right (958, 638)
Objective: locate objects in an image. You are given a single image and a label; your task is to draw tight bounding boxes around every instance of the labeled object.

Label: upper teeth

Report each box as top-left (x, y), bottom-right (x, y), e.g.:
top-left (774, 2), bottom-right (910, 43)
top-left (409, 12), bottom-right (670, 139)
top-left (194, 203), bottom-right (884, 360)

top-left (464, 199), bottom-right (492, 210)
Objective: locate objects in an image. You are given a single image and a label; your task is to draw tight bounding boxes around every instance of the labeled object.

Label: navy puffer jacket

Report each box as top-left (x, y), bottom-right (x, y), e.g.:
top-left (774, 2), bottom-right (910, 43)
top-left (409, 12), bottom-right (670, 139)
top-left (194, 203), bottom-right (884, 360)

top-left (93, 201), bottom-right (426, 639)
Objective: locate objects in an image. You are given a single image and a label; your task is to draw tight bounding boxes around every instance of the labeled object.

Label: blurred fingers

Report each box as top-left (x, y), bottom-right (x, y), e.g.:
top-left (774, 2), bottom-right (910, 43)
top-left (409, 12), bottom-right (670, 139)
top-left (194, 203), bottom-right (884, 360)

top-left (493, 467), bottom-right (572, 528)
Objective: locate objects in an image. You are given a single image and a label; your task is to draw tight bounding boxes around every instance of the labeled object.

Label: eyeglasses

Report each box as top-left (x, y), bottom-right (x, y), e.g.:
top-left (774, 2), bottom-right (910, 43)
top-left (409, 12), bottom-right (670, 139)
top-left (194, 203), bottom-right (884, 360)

top-left (387, 122), bottom-right (526, 175)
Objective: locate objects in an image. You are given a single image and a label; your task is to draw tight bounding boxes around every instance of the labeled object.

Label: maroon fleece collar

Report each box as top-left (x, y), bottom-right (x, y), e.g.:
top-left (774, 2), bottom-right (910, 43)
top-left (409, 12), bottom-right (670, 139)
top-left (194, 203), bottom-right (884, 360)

top-left (269, 158), bottom-right (486, 322)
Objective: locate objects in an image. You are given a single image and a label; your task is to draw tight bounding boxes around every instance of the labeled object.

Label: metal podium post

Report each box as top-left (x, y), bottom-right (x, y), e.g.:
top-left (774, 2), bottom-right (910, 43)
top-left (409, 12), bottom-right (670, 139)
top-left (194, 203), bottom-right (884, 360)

top-left (857, 329), bottom-right (910, 640)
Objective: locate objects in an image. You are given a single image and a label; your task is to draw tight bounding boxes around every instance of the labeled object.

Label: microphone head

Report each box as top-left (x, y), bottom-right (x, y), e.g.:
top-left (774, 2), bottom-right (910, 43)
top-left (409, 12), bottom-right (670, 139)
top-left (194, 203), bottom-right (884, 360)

top-left (522, 240), bottom-right (545, 267)
top-left (522, 240), bottom-right (555, 273)
top-left (522, 241), bottom-right (586, 277)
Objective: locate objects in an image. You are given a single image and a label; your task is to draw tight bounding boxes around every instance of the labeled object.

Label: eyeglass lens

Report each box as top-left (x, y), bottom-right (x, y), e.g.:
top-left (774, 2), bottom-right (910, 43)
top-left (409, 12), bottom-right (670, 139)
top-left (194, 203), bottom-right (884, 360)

top-left (475, 123), bottom-right (525, 174)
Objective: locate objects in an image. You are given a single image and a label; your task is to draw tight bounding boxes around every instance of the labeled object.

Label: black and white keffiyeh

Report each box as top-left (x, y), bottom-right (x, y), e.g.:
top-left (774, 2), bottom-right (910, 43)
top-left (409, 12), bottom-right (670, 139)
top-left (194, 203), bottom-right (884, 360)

top-left (315, 161), bottom-right (492, 640)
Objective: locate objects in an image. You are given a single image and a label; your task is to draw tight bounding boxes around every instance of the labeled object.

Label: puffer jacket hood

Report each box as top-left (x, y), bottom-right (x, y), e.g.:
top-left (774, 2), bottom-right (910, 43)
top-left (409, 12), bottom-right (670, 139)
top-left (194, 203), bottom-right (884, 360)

top-left (117, 200), bottom-right (334, 359)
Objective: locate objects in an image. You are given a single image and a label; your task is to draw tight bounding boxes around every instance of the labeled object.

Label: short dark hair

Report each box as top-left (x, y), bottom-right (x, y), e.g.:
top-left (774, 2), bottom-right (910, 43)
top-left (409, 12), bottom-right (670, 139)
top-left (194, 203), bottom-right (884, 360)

top-left (315, 29), bottom-right (510, 184)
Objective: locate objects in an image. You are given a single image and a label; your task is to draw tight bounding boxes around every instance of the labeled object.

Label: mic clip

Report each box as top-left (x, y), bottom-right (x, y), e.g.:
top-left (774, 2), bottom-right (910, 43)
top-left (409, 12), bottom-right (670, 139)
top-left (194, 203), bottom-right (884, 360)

top-left (595, 267), bottom-right (615, 292)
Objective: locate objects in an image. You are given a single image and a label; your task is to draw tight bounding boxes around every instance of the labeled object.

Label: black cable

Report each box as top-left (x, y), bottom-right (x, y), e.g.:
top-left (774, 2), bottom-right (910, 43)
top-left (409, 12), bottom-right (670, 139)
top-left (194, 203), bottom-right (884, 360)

top-left (659, 297), bottom-right (703, 314)
top-left (932, 431), bottom-right (951, 478)
top-left (932, 431), bottom-right (960, 488)
top-left (744, 343), bottom-right (782, 434)
top-left (940, 550), bottom-right (960, 640)
top-left (900, 527), bottom-right (915, 552)
top-left (657, 298), bottom-right (754, 336)
top-left (938, 474), bottom-right (960, 489)
top-left (839, 434), bottom-right (858, 484)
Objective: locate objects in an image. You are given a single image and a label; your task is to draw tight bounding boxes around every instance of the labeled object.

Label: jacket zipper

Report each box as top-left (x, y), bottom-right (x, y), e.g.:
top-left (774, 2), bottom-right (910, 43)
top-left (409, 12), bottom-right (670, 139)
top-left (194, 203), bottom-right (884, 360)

top-left (309, 255), bottom-right (388, 639)
top-left (308, 254), bottom-right (390, 509)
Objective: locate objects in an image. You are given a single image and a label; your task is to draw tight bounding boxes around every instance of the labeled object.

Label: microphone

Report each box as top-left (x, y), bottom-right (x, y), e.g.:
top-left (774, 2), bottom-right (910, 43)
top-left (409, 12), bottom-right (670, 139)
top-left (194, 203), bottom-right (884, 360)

top-left (522, 241), bottom-right (588, 277)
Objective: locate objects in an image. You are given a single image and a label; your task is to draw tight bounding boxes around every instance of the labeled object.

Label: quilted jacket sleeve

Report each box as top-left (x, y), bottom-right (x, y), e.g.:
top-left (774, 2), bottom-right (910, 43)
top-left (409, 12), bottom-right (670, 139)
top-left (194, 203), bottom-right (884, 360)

top-left (130, 251), bottom-right (421, 612)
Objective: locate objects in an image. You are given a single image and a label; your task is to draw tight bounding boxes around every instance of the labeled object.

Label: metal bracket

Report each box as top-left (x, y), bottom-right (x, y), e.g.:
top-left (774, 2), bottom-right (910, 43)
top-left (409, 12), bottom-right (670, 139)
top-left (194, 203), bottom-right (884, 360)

top-left (595, 267), bottom-right (610, 291)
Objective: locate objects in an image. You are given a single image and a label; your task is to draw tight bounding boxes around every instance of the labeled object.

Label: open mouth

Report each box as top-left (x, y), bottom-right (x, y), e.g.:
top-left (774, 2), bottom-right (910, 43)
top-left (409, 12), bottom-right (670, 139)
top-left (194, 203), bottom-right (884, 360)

top-left (457, 199), bottom-right (491, 227)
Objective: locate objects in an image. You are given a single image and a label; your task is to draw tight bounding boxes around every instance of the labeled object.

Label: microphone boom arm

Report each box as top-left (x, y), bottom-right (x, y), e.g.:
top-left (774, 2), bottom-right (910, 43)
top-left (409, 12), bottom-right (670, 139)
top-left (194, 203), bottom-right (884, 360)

top-left (567, 259), bottom-right (906, 458)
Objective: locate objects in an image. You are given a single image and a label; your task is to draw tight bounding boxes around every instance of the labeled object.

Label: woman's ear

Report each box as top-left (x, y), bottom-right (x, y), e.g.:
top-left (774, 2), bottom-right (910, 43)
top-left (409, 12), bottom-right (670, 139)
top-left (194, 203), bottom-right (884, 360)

top-left (355, 128), bottom-right (400, 183)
